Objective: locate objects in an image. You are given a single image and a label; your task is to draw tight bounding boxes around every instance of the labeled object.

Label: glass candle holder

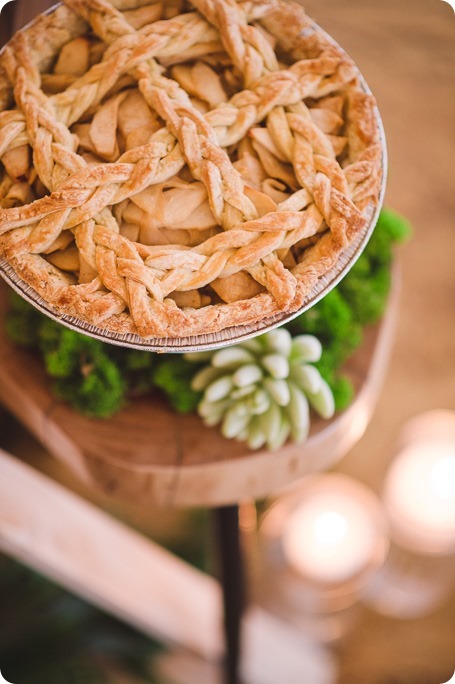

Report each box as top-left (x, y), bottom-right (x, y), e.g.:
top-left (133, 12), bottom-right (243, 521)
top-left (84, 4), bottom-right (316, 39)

top-left (256, 474), bottom-right (389, 642)
top-left (365, 410), bottom-right (455, 618)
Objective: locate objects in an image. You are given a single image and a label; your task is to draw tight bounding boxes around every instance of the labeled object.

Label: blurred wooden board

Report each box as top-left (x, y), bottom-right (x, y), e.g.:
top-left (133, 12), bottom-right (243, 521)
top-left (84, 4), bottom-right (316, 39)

top-left (0, 447), bottom-right (337, 680)
top-left (0, 272), bottom-right (399, 507)
top-left (0, 446), bottom-right (223, 660)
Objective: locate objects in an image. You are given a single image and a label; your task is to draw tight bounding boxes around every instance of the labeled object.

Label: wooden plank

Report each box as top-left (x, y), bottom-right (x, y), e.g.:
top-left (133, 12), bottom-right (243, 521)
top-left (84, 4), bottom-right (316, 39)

top-left (0, 447), bottom-right (224, 660)
top-left (0, 447), bottom-right (336, 682)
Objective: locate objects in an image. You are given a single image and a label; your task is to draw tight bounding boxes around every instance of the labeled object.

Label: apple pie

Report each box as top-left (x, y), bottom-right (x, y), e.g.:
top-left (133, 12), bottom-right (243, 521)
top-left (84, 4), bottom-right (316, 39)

top-left (0, 0), bottom-right (383, 339)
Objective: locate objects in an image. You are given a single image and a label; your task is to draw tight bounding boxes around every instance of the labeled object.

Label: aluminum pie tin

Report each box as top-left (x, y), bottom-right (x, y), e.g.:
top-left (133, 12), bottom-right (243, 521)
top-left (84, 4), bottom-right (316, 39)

top-left (0, 7), bottom-right (387, 353)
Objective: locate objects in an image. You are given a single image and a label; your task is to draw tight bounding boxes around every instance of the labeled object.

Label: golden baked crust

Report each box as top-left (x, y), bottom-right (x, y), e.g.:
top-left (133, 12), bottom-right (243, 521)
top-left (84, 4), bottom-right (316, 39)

top-left (0, 0), bottom-right (383, 339)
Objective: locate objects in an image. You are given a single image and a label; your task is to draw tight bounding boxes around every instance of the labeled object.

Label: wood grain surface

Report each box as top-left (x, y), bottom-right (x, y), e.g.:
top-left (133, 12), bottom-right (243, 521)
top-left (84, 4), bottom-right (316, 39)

top-left (0, 447), bottom-right (224, 661)
top-left (0, 447), bottom-right (337, 679)
top-left (0, 275), bottom-right (399, 506)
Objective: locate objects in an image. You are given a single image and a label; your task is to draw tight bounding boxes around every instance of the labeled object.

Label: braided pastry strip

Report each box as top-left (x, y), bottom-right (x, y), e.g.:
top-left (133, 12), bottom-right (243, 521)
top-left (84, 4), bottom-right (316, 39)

top-left (0, 0), bottom-right (352, 173)
top-left (0, 0), bottom-right (382, 338)
top-left (1, 4), bottom-right (361, 244)
top-left (0, 0), bottom-right (356, 189)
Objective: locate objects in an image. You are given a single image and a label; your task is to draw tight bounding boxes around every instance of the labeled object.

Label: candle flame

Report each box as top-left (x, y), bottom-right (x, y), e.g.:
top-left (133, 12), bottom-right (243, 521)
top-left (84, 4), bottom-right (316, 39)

top-left (384, 439), bottom-right (455, 553)
top-left (430, 456), bottom-right (455, 500)
top-left (313, 511), bottom-right (348, 546)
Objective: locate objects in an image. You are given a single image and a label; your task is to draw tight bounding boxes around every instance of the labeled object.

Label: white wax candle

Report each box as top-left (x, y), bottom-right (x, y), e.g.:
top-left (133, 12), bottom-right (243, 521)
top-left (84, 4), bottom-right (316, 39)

top-left (384, 437), bottom-right (455, 554)
top-left (282, 476), bottom-right (383, 584)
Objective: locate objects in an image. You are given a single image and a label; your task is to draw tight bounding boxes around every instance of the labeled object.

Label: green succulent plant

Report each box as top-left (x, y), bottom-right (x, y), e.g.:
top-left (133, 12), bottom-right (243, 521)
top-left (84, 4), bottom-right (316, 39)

top-left (185, 328), bottom-right (334, 451)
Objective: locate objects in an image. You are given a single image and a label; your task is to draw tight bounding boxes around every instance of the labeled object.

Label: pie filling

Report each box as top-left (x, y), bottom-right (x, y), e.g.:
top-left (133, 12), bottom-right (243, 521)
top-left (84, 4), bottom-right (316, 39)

top-left (0, 0), bottom-right (382, 338)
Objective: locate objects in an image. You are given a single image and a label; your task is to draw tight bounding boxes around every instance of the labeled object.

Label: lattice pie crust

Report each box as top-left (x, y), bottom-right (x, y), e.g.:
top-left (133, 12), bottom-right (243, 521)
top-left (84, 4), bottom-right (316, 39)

top-left (0, 0), bottom-right (382, 338)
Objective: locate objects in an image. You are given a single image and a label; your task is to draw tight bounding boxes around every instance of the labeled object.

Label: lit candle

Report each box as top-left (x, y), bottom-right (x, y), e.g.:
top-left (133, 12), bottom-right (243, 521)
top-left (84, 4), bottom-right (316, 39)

top-left (384, 438), bottom-right (455, 554)
top-left (365, 410), bottom-right (455, 618)
top-left (257, 474), bottom-right (388, 641)
top-left (283, 478), bottom-right (385, 584)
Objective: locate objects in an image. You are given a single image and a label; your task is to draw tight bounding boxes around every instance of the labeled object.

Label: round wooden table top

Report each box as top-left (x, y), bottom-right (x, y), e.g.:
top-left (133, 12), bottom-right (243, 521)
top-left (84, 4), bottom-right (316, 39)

top-left (0, 272), bottom-right (399, 507)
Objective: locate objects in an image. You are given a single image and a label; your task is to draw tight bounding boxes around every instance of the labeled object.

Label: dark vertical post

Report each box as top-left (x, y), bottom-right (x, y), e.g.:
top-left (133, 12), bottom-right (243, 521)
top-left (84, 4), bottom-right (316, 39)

top-left (214, 505), bottom-right (245, 684)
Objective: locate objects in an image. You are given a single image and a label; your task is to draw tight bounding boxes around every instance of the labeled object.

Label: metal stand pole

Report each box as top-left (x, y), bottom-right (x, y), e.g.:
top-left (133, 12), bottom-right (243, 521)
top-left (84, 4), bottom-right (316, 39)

top-left (214, 505), bottom-right (245, 684)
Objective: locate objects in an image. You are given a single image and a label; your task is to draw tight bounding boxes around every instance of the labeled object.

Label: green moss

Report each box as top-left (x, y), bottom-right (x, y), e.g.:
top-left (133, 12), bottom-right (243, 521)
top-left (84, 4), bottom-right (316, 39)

top-left (339, 265), bottom-right (391, 325)
top-left (53, 355), bottom-right (126, 418)
top-left (153, 358), bottom-right (202, 413)
top-left (286, 207), bottom-right (410, 408)
top-left (5, 294), bottom-right (42, 347)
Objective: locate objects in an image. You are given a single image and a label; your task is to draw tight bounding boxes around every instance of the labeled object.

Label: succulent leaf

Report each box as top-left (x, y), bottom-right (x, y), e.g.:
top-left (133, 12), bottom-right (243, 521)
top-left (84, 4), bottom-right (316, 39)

top-left (192, 365), bottom-right (223, 391)
top-left (241, 338), bottom-right (264, 353)
top-left (212, 347), bottom-right (254, 368)
top-left (233, 364), bottom-right (263, 387)
top-left (270, 415), bottom-right (291, 451)
top-left (290, 363), bottom-right (323, 394)
top-left (222, 405), bottom-right (251, 439)
top-left (260, 401), bottom-right (282, 448)
top-left (291, 335), bottom-right (323, 362)
top-left (261, 353), bottom-right (289, 379)
top-left (205, 376), bottom-right (233, 402)
top-left (287, 381), bottom-right (310, 442)
top-left (231, 384), bottom-right (257, 399)
top-left (306, 377), bottom-right (336, 420)
top-left (249, 388), bottom-right (271, 415)
top-left (264, 328), bottom-right (293, 355)
top-left (247, 418), bottom-right (267, 450)
top-left (190, 328), bottom-right (334, 451)
top-left (263, 377), bottom-right (291, 406)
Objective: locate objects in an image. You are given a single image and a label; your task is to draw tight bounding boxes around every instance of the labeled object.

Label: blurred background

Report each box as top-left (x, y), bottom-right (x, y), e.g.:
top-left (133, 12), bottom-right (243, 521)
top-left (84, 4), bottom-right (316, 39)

top-left (301, 1), bottom-right (455, 680)
top-left (0, 0), bottom-right (454, 682)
